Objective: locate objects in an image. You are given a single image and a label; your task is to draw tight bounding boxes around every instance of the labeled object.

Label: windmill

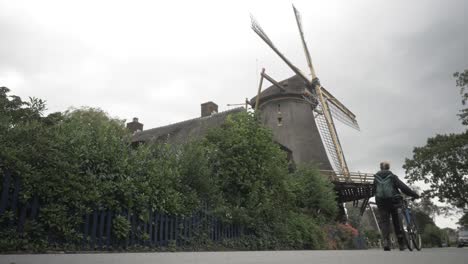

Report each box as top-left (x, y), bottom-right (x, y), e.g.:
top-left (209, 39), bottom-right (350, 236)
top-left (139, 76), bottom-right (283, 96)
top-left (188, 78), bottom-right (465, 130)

top-left (250, 5), bottom-right (360, 181)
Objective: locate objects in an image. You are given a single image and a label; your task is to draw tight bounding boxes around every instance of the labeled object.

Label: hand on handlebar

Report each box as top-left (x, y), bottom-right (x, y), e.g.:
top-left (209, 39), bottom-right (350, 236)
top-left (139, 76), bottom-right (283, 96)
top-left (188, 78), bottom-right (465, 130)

top-left (403, 196), bottom-right (420, 201)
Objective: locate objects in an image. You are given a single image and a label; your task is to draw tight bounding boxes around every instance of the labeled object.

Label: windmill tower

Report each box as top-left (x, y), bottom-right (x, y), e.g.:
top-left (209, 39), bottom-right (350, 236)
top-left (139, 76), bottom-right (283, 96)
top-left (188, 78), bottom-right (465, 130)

top-left (250, 5), bottom-right (360, 180)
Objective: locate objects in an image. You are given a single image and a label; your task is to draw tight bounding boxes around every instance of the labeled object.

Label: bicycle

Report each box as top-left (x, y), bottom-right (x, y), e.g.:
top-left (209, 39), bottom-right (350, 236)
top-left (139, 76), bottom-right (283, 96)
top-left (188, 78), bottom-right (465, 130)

top-left (397, 197), bottom-right (422, 251)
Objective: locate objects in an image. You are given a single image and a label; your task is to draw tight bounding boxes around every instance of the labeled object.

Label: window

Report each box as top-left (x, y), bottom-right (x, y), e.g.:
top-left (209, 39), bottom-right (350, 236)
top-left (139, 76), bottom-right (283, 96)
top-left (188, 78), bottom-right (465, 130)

top-left (277, 104), bottom-right (282, 126)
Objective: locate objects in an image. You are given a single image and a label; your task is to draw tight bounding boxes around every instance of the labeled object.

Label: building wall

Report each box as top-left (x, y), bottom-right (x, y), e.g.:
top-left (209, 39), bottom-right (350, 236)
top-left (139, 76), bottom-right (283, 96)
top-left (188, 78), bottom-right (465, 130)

top-left (258, 96), bottom-right (333, 171)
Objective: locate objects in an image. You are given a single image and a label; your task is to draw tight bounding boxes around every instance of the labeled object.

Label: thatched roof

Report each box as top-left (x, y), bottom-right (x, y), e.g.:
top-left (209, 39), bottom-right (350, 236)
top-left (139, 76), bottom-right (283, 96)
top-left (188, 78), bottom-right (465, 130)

top-left (250, 75), bottom-right (310, 108)
top-left (131, 107), bottom-right (245, 144)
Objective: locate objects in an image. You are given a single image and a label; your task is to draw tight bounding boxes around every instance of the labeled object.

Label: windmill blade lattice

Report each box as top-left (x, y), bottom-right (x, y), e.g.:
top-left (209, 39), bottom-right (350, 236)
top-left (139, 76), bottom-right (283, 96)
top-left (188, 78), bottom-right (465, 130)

top-left (328, 103), bottom-right (360, 130)
top-left (250, 15), bottom-right (311, 86)
top-left (315, 102), bottom-right (343, 173)
top-left (292, 4), bottom-right (316, 79)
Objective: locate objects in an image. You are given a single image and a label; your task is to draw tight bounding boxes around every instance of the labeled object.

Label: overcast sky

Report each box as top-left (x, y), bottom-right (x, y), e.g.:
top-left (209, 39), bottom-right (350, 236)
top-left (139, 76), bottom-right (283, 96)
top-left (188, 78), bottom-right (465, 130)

top-left (1, 0), bottom-right (467, 228)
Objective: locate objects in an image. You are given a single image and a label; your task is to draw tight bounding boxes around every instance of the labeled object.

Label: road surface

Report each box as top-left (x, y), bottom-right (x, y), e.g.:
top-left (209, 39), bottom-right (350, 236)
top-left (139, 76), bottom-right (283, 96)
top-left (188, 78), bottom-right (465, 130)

top-left (1, 248), bottom-right (467, 264)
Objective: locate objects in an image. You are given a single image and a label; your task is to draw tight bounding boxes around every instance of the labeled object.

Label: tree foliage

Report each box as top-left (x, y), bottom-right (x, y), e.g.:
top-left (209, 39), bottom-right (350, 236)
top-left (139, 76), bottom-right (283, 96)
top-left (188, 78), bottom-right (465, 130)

top-left (454, 70), bottom-right (468, 125)
top-left (409, 201), bottom-right (447, 248)
top-left (205, 112), bottom-right (291, 225)
top-left (404, 70), bottom-right (468, 209)
top-left (404, 132), bottom-right (468, 207)
top-left (203, 112), bottom-right (336, 249)
top-left (288, 165), bottom-right (338, 220)
top-left (411, 195), bottom-right (445, 218)
top-left (459, 212), bottom-right (468, 226)
top-left (421, 224), bottom-right (444, 248)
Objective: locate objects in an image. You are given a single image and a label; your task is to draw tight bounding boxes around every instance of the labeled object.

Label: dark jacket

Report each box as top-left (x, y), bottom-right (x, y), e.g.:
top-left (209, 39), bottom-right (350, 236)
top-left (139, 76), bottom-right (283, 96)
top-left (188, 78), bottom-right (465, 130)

top-left (373, 170), bottom-right (419, 204)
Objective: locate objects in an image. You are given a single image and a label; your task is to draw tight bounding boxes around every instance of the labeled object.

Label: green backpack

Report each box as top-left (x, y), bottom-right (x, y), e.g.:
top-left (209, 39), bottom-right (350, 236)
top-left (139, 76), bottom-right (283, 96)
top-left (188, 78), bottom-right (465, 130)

top-left (375, 174), bottom-right (395, 199)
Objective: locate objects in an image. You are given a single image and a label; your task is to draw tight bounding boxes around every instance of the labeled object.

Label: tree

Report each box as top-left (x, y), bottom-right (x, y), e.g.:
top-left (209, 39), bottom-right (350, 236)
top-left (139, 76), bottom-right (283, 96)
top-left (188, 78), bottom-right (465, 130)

top-left (454, 70), bottom-right (468, 125)
top-left (421, 224), bottom-right (444, 247)
top-left (411, 188), bottom-right (450, 217)
top-left (410, 205), bottom-right (446, 248)
top-left (403, 70), bottom-right (468, 209)
top-left (459, 212), bottom-right (468, 226)
top-left (203, 112), bottom-right (337, 249)
top-left (0, 89), bottom-right (194, 248)
top-left (204, 112), bottom-right (292, 225)
top-left (0, 86), bottom-right (61, 173)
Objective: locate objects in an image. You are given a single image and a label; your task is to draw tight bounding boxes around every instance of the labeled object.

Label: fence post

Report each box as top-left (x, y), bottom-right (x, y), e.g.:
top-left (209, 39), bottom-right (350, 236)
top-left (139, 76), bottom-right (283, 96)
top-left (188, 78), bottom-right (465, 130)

top-left (191, 215), bottom-right (195, 239)
top-left (170, 215), bottom-right (174, 244)
top-left (106, 210), bottom-right (112, 250)
top-left (17, 203), bottom-right (27, 234)
top-left (148, 209), bottom-right (153, 247)
top-left (174, 216), bottom-right (180, 246)
top-left (154, 212), bottom-right (159, 247)
top-left (124, 210), bottom-right (129, 249)
top-left (130, 212), bottom-right (136, 247)
top-left (163, 214), bottom-right (169, 246)
top-left (30, 195), bottom-right (39, 219)
top-left (91, 210), bottom-right (98, 250)
top-left (0, 170), bottom-right (12, 215)
top-left (10, 176), bottom-right (20, 226)
top-left (82, 213), bottom-right (90, 249)
top-left (183, 217), bottom-right (188, 245)
top-left (158, 213), bottom-right (164, 246)
top-left (98, 210), bottom-right (105, 250)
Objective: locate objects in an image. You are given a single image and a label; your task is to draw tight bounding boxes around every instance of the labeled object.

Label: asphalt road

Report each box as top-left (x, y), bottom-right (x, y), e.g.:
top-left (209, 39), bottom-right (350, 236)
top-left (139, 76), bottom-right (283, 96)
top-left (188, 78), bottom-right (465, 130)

top-left (1, 248), bottom-right (467, 264)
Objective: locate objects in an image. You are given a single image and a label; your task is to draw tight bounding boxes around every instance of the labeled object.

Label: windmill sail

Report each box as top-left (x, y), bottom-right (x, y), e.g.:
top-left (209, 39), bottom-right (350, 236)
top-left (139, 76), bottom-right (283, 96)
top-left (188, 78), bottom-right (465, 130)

top-left (328, 102), bottom-right (360, 130)
top-left (250, 15), bottom-right (311, 87)
top-left (292, 5), bottom-right (359, 131)
top-left (292, 4), bottom-right (316, 79)
top-left (291, 5), bottom-right (351, 177)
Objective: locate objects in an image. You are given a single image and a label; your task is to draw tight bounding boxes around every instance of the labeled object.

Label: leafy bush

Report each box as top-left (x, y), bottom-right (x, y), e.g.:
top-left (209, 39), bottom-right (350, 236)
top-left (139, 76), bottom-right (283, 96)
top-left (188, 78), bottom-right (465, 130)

top-left (421, 224), bottom-right (443, 247)
top-left (326, 223), bottom-right (359, 249)
top-left (288, 165), bottom-right (338, 221)
top-left (204, 112), bottom-right (291, 225)
top-left (363, 229), bottom-right (381, 246)
top-left (113, 215), bottom-right (131, 240)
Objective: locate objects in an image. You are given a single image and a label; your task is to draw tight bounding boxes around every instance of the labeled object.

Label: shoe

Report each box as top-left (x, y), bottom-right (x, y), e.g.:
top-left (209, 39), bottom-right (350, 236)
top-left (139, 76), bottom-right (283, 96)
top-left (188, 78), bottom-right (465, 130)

top-left (397, 236), bottom-right (405, 251)
top-left (383, 238), bottom-right (391, 251)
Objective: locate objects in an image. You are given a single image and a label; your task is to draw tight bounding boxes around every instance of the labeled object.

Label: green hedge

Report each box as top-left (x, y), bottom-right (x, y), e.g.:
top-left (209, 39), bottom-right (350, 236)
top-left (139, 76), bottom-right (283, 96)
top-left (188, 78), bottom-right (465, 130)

top-left (0, 88), bottom-right (339, 251)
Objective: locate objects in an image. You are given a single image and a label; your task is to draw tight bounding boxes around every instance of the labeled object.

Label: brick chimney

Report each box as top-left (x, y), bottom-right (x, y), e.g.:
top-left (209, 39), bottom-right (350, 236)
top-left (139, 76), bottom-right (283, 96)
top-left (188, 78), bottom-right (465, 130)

top-left (201, 101), bottom-right (218, 117)
top-left (126, 117), bottom-right (143, 133)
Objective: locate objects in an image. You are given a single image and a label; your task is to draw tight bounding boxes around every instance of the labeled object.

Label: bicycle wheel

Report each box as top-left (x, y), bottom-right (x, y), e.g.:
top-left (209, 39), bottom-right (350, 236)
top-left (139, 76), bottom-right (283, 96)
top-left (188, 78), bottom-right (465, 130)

top-left (409, 216), bottom-right (422, 251)
top-left (398, 208), bottom-right (414, 251)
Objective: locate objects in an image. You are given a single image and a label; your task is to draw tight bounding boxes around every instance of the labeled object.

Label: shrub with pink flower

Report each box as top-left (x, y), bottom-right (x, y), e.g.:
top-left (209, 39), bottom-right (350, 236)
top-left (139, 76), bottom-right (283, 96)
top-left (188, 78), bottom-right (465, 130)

top-left (325, 223), bottom-right (359, 249)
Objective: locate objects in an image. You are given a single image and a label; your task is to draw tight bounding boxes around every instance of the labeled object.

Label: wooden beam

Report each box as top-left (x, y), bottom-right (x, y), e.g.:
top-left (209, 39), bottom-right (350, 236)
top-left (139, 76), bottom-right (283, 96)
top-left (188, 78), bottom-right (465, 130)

top-left (261, 72), bottom-right (286, 92)
top-left (255, 68), bottom-right (265, 112)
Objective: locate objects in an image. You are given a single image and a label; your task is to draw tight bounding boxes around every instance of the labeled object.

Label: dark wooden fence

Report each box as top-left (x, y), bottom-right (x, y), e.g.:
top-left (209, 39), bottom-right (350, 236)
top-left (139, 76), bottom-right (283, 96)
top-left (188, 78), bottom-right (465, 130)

top-left (0, 171), bottom-right (244, 250)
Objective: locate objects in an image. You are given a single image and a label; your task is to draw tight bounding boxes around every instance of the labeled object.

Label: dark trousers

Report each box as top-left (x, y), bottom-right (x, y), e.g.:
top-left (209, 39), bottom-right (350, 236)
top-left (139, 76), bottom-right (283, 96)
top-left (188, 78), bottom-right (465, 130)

top-left (377, 198), bottom-right (403, 242)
